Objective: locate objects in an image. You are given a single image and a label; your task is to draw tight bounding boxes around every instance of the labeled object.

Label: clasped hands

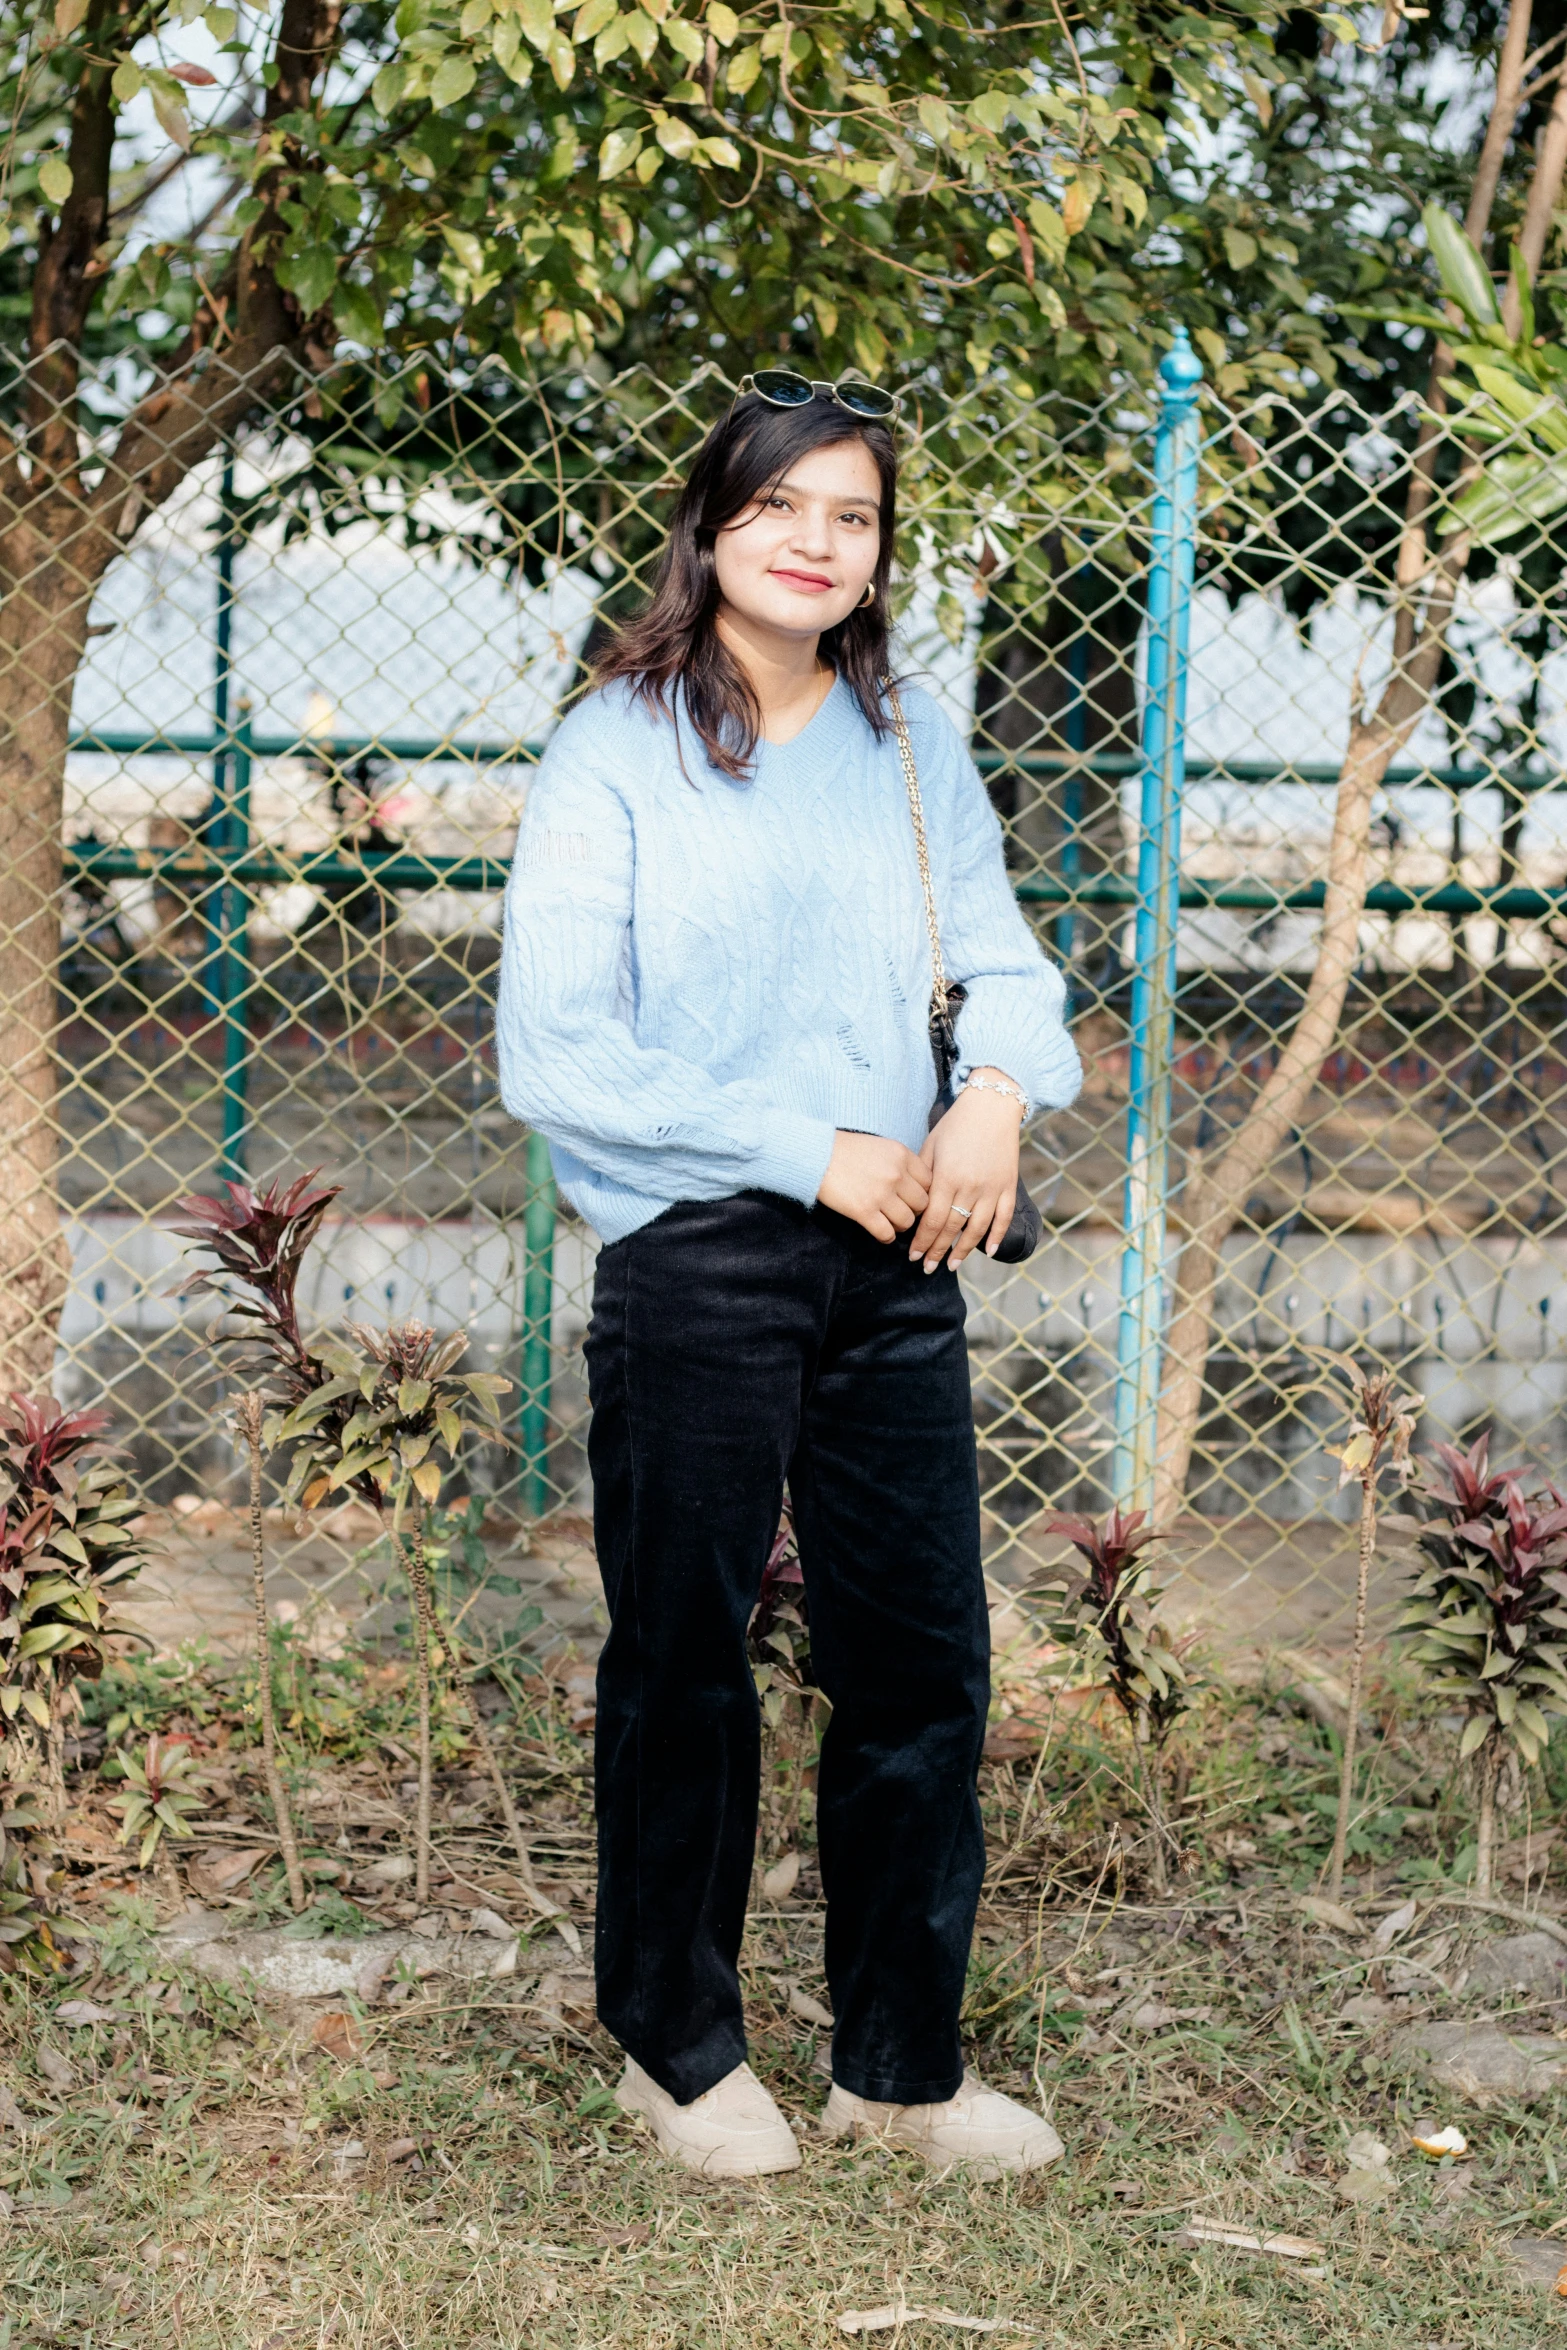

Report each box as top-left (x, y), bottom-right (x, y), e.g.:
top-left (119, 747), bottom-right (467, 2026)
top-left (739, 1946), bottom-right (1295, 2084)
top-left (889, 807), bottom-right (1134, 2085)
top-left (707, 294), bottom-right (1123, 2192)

top-left (816, 1070), bottom-right (1022, 1271)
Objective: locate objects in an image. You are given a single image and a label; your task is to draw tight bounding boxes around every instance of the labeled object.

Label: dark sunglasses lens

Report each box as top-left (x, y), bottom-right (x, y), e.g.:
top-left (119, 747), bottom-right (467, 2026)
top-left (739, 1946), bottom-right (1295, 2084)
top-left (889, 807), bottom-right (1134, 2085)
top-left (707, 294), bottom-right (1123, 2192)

top-left (836, 383), bottom-right (895, 417)
top-left (751, 370), bottom-right (814, 406)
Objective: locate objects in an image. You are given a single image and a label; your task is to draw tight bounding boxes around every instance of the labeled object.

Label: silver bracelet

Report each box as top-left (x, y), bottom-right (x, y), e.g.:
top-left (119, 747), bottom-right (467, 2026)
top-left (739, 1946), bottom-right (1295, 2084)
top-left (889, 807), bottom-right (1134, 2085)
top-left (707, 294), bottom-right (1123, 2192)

top-left (961, 1075), bottom-right (1029, 1116)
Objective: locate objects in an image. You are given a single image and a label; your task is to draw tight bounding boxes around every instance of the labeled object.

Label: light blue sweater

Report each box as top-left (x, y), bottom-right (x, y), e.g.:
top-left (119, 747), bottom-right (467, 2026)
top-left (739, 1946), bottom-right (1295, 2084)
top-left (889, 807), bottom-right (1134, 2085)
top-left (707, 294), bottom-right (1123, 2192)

top-left (495, 675), bottom-right (1081, 1244)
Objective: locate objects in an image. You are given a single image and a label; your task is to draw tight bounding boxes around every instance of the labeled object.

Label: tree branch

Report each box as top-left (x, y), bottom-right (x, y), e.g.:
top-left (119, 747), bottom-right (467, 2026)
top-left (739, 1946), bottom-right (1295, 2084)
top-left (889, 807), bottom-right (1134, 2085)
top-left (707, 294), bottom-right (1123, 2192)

top-left (26, 0), bottom-right (123, 478)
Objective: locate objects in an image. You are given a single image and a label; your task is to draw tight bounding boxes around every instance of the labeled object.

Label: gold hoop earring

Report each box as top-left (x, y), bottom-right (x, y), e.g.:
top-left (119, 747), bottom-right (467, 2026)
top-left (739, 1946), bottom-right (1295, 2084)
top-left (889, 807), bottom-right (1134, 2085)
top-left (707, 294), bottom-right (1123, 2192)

top-left (859, 582), bottom-right (876, 609)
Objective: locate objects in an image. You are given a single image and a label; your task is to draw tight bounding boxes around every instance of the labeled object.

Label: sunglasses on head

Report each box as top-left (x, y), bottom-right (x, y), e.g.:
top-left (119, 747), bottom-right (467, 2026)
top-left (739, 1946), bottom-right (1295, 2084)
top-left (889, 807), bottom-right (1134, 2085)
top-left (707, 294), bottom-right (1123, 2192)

top-left (737, 369), bottom-right (902, 421)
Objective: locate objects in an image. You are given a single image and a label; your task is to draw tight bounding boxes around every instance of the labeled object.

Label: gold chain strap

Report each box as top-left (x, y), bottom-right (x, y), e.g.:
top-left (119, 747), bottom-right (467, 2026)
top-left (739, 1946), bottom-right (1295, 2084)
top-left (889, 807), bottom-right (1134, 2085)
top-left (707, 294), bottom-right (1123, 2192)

top-left (885, 681), bottom-right (947, 1017)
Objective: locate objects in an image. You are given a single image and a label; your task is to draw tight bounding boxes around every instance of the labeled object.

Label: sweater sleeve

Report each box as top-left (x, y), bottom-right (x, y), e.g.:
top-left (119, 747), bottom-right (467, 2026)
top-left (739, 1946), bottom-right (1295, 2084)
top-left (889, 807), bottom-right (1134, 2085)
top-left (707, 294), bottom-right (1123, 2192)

top-left (494, 724), bottom-right (836, 1205)
top-left (923, 706), bottom-right (1083, 1115)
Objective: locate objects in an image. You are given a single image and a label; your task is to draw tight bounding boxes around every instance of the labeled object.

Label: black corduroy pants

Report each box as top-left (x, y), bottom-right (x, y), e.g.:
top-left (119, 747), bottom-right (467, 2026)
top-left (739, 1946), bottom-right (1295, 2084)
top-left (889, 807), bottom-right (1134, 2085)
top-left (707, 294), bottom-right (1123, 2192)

top-left (584, 1189), bottom-right (990, 2108)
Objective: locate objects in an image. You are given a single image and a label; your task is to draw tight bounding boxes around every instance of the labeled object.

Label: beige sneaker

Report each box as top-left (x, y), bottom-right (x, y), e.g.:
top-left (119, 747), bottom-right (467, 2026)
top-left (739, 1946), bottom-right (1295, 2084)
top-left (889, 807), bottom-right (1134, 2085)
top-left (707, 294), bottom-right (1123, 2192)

top-left (821, 2068), bottom-right (1064, 2179)
top-left (616, 2057), bottom-right (802, 2178)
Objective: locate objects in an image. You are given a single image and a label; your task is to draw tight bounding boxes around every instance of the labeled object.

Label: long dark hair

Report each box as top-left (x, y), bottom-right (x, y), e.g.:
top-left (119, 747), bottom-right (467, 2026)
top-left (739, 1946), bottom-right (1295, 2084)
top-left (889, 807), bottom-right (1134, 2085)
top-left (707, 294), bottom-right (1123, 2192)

top-left (594, 392), bottom-right (897, 779)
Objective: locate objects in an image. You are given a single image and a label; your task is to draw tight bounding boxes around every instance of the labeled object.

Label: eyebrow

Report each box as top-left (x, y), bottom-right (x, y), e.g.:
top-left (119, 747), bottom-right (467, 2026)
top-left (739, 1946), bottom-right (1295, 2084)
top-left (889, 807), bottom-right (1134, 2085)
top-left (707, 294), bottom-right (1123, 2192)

top-left (768, 476), bottom-right (879, 509)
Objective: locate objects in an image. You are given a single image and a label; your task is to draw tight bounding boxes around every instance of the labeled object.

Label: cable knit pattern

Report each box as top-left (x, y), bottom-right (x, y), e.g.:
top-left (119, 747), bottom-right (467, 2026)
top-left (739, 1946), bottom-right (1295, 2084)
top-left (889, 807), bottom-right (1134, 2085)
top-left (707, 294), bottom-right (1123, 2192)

top-left (495, 675), bottom-right (1081, 1243)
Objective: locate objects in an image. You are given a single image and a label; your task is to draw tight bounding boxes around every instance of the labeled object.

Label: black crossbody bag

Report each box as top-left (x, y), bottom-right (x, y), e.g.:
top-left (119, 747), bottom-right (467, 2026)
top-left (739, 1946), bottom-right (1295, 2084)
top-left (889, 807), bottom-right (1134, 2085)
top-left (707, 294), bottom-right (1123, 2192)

top-left (885, 685), bottom-right (1043, 1267)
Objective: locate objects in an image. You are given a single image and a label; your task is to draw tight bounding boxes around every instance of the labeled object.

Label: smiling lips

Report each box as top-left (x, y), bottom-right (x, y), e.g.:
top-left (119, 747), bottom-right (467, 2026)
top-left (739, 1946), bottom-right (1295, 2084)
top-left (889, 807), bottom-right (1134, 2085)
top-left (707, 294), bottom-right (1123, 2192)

top-left (770, 567), bottom-right (836, 592)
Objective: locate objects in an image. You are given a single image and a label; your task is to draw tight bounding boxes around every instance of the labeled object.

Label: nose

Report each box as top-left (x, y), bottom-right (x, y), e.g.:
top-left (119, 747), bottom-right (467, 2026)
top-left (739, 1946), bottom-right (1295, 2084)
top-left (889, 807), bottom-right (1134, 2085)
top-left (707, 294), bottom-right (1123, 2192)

top-left (786, 502), bottom-right (834, 560)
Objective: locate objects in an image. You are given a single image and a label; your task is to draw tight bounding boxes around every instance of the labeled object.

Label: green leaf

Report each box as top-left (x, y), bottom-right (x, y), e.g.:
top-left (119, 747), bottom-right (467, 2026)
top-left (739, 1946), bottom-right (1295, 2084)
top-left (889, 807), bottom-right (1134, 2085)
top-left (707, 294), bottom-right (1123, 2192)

top-left (430, 54), bottom-right (478, 108)
top-left (599, 126), bottom-right (642, 179)
top-left (372, 61), bottom-right (408, 113)
top-left (1423, 202), bottom-right (1499, 328)
top-left (725, 41), bottom-right (760, 91)
top-left (38, 155), bottom-right (74, 206)
top-left (17, 1622), bottom-right (81, 1658)
top-left (706, 1), bottom-right (737, 42)
top-left (277, 244), bottom-right (338, 317)
top-left (574, 0), bottom-right (618, 34)
top-left (111, 57), bottom-right (144, 101)
top-left (664, 15), bottom-right (704, 60)
top-left (333, 278), bottom-right (384, 344)
top-left (1223, 225), bottom-right (1258, 272)
top-left (1458, 1713), bottom-right (1492, 1758)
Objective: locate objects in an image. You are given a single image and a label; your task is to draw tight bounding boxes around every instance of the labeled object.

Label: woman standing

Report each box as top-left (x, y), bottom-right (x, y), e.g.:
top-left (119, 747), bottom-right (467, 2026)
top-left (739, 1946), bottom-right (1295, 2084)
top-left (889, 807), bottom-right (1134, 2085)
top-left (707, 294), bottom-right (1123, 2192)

top-left (497, 376), bottom-right (1080, 2179)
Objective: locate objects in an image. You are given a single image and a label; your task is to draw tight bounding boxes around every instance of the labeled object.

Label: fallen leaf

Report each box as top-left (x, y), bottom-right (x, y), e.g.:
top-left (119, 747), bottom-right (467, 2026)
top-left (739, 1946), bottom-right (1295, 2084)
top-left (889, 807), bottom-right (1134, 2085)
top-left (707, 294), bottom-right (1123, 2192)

top-left (534, 1971), bottom-right (597, 2031)
top-left (837, 2310), bottom-right (1035, 2338)
top-left (761, 1851), bottom-right (800, 1903)
top-left (384, 2137), bottom-right (419, 2162)
top-left (361, 1854), bottom-right (415, 1886)
top-left (1180, 2220), bottom-right (1324, 2260)
top-left (0, 2083), bottom-right (27, 2129)
top-left (311, 2011), bottom-right (365, 2063)
top-left (1411, 2125), bottom-right (1468, 2158)
top-left (467, 1907), bottom-right (515, 1940)
top-left (54, 2000), bottom-right (120, 2027)
top-left (1127, 2001), bottom-right (1215, 2033)
top-left (188, 1847), bottom-right (271, 1898)
top-left (1297, 1894), bottom-right (1361, 1936)
top-left (1497, 1828), bottom-right (1558, 1885)
top-left (36, 2045), bottom-right (74, 2090)
top-left (787, 1983), bottom-right (834, 2029)
top-left (1343, 2130), bottom-right (1391, 2170)
top-left (1371, 1898), bottom-right (1419, 1954)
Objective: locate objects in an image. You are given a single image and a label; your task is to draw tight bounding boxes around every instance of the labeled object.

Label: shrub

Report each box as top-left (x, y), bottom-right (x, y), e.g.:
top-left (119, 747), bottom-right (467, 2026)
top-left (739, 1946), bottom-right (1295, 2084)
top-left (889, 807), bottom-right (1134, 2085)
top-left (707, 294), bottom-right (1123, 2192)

top-left (0, 1394), bottom-right (155, 1811)
top-left (1397, 1436), bottom-right (1567, 1890)
top-left (1039, 1506), bottom-right (1194, 1891)
top-left (176, 1170), bottom-right (510, 1906)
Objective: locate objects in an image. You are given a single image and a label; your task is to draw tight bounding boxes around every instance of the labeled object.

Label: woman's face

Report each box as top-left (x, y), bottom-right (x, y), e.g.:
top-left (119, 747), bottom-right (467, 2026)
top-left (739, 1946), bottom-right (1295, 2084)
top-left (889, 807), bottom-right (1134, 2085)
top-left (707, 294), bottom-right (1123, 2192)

top-left (711, 438), bottom-right (883, 643)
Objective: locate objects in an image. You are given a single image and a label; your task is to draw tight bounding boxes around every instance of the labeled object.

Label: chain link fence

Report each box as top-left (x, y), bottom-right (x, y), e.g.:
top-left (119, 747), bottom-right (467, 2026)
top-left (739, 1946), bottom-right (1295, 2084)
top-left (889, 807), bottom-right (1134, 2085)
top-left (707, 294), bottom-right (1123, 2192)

top-left (9, 348), bottom-right (1567, 1655)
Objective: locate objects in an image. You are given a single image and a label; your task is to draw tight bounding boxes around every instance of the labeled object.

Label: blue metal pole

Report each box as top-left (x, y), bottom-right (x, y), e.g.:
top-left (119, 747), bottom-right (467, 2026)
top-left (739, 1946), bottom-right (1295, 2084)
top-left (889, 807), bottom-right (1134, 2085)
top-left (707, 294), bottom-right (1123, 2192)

top-left (520, 1129), bottom-right (557, 1517)
top-left (1112, 326), bottom-right (1204, 1515)
top-left (200, 455), bottom-right (238, 1020)
top-left (218, 698), bottom-right (253, 1182)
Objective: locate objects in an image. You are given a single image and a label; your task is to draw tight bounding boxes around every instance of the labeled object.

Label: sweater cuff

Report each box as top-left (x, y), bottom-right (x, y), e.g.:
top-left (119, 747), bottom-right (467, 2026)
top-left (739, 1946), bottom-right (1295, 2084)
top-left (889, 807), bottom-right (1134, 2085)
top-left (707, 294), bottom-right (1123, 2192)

top-left (955, 1017), bottom-right (1082, 1116)
top-left (752, 1108), bottom-right (837, 1207)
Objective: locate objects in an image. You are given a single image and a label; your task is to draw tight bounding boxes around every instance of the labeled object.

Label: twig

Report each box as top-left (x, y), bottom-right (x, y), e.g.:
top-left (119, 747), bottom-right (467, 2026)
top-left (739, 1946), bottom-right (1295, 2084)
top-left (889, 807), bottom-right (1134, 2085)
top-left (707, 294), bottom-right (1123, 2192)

top-left (1329, 1470), bottom-right (1377, 1904)
top-left (236, 1394), bottom-right (306, 1915)
top-left (449, 1661), bottom-right (569, 1938)
top-left (1421, 1890), bottom-right (1567, 1952)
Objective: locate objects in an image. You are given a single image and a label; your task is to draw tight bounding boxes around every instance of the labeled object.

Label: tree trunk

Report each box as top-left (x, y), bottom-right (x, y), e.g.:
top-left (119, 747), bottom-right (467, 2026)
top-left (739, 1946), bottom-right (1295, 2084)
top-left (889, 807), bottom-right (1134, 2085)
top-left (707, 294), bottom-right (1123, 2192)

top-left (0, 0), bottom-right (334, 1393)
top-left (0, 561), bottom-right (88, 1393)
top-left (1153, 661), bottom-right (1452, 1519)
top-left (974, 557), bottom-right (1139, 905)
top-left (1151, 27), bottom-right (1561, 1524)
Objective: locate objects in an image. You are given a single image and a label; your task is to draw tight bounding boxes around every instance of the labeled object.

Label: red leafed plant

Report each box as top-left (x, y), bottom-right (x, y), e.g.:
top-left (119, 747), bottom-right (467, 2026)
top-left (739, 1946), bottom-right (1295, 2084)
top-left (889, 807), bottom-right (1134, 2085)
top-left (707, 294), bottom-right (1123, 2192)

top-left (1397, 1435), bottom-right (1567, 1891)
top-left (173, 1171), bottom-right (341, 1401)
top-left (0, 1393), bottom-right (155, 1967)
top-left (177, 1170), bottom-right (511, 1907)
top-left (1039, 1507), bottom-right (1195, 1892)
top-left (746, 1506), bottom-right (816, 1869)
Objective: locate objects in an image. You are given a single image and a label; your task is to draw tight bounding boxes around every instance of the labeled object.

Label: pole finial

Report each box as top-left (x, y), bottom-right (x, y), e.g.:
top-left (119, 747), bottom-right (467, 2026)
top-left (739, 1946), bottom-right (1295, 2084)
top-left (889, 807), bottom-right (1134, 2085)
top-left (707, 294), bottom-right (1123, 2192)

top-left (1158, 322), bottom-right (1205, 403)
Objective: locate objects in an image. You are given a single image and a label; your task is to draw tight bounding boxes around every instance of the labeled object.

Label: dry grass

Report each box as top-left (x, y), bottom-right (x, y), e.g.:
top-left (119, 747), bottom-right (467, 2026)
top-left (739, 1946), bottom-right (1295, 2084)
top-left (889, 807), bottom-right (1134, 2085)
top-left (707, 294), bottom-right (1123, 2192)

top-left (4, 1647), bottom-right (1566, 2346)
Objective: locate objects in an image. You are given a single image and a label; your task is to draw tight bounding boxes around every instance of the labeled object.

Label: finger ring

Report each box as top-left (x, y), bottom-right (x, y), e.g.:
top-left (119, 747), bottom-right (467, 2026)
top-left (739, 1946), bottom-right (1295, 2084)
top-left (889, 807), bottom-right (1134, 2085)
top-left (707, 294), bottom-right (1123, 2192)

top-left (952, 1204), bottom-right (973, 1220)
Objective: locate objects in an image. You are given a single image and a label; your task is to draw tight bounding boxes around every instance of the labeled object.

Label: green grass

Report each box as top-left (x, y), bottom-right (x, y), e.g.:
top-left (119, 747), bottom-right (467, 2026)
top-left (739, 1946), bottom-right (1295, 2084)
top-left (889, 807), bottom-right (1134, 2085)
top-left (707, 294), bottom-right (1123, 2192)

top-left (3, 1646), bottom-right (1565, 2346)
